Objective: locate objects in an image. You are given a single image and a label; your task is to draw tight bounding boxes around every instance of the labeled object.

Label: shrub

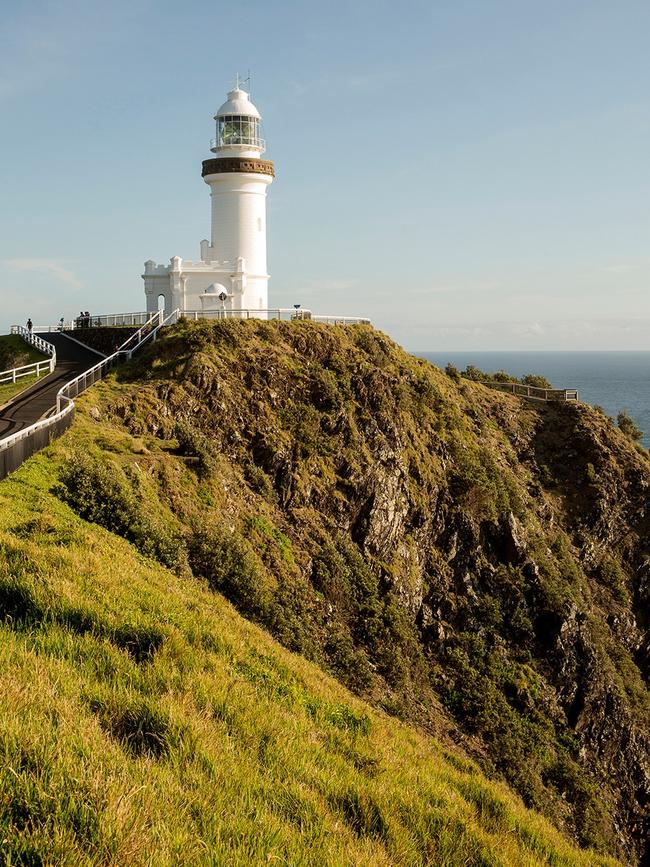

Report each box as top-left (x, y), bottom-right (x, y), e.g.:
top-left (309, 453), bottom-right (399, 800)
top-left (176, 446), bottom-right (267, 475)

top-left (56, 454), bottom-right (186, 572)
top-left (493, 370), bottom-right (518, 383)
top-left (462, 365), bottom-right (486, 382)
top-left (521, 374), bottom-right (553, 389)
top-left (597, 558), bottom-right (629, 604)
top-left (444, 363), bottom-right (460, 382)
top-left (244, 463), bottom-right (278, 503)
top-left (617, 411), bottom-right (643, 442)
top-left (174, 420), bottom-right (216, 476)
top-left (187, 523), bottom-right (270, 617)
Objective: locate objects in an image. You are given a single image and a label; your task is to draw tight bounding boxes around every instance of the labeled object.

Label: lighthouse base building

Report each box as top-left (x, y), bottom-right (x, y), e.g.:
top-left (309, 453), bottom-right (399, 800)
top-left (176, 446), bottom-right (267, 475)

top-left (143, 84), bottom-right (274, 317)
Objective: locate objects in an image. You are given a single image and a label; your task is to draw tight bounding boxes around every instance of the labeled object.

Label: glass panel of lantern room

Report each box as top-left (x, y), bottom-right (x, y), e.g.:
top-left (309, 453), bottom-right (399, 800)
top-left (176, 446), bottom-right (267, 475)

top-left (219, 117), bottom-right (237, 145)
top-left (242, 119), bottom-right (259, 143)
top-left (218, 116), bottom-right (261, 147)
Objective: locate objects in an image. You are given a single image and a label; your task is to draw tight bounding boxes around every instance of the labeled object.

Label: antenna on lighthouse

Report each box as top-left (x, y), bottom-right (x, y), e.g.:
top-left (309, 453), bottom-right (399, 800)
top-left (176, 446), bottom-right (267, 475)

top-left (242, 70), bottom-right (252, 96)
top-left (232, 71), bottom-right (252, 94)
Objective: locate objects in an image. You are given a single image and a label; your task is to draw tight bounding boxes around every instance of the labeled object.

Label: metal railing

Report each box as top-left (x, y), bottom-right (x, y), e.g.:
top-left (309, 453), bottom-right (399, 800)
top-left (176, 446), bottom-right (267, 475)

top-left (18, 308), bottom-right (373, 331)
top-left (124, 309), bottom-right (179, 355)
top-left (69, 312), bottom-right (152, 329)
top-left (55, 311), bottom-right (164, 412)
top-left (481, 381), bottom-right (579, 402)
top-left (312, 314), bottom-right (371, 325)
top-left (210, 137), bottom-right (266, 151)
top-left (180, 308), bottom-right (371, 324)
top-left (0, 312), bottom-right (162, 479)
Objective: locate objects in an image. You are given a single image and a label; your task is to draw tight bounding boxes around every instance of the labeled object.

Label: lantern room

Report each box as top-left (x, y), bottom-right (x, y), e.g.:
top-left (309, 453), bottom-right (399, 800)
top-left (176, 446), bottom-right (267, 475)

top-left (210, 86), bottom-right (265, 155)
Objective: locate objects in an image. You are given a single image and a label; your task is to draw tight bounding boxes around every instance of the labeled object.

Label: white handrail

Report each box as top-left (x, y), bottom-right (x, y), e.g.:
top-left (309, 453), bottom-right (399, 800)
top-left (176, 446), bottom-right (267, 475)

top-left (126, 308), bottom-right (180, 356)
top-left (69, 311), bottom-right (152, 329)
top-left (12, 325), bottom-right (58, 361)
top-left (13, 308), bottom-right (372, 331)
top-left (0, 312), bottom-right (162, 454)
top-left (56, 311), bottom-right (163, 412)
top-left (179, 308), bottom-right (371, 324)
top-left (0, 358), bottom-right (54, 386)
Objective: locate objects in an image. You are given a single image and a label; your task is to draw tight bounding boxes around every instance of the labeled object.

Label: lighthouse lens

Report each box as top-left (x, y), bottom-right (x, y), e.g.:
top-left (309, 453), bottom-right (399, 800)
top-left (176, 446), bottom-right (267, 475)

top-left (218, 116), bottom-right (262, 148)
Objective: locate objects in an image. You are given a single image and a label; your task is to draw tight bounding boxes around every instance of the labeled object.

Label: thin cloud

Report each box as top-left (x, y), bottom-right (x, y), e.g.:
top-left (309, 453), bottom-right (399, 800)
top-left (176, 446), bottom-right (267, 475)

top-left (4, 258), bottom-right (84, 289)
top-left (600, 262), bottom-right (648, 274)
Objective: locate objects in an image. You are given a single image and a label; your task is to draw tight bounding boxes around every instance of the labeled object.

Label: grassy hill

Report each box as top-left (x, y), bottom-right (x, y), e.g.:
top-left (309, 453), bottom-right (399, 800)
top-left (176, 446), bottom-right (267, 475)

top-left (0, 450), bottom-right (615, 865)
top-left (1, 318), bottom-right (648, 864)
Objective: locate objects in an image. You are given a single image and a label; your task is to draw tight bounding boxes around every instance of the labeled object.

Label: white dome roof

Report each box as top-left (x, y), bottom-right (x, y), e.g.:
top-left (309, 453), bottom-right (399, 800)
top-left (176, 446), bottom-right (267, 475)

top-left (215, 88), bottom-right (261, 119)
top-left (205, 282), bottom-right (229, 295)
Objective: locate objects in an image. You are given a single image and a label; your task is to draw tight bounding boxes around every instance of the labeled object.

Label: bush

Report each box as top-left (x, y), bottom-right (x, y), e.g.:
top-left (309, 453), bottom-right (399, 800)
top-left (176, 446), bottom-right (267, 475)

top-left (56, 454), bottom-right (186, 572)
top-left (493, 370), bottom-right (518, 383)
top-left (444, 363), bottom-right (460, 382)
top-left (521, 374), bottom-right (553, 389)
top-left (174, 420), bottom-right (216, 476)
top-left (617, 411), bottom-right (643, 442)
top-left (187, 523), bottom-right (270, 616)
top-left (462, 365), bottom-right (486, 382)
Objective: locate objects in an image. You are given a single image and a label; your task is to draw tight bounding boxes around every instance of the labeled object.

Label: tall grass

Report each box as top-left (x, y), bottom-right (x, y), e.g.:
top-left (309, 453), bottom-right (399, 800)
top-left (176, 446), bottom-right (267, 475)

top-left (0, 445), bottom-right (618, 865)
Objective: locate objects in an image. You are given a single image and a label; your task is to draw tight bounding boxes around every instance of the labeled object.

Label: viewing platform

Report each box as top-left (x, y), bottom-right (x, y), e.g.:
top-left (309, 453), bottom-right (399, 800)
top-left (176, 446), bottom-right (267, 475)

top-left (23, 309), bottom-right (372, 333)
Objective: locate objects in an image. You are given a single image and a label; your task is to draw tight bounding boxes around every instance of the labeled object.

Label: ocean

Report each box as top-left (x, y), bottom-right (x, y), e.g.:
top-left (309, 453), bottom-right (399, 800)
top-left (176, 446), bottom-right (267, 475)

top-left (416, 351), bottom-right (650, 449)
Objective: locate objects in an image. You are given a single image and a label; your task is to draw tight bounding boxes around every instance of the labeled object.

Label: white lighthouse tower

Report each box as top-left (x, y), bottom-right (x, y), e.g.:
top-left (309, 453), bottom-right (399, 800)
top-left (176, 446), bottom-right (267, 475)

top-left (143, 80), bottom-right (275, 316)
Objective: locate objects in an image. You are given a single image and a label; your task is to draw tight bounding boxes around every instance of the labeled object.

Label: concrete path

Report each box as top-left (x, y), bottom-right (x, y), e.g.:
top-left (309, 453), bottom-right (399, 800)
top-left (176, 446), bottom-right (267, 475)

top-left (0, 334), bottom-right (98, 440)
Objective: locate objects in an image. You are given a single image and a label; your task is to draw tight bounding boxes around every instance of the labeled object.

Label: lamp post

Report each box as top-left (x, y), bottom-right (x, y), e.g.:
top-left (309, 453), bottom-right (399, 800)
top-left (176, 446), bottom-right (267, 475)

top-left (219, 289), bottom-right (228, 320)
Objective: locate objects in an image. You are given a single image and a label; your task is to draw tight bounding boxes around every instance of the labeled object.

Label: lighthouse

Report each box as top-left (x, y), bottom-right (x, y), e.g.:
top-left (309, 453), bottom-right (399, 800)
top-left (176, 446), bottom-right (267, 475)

top-left (143, 81), bottom-right (275, 316)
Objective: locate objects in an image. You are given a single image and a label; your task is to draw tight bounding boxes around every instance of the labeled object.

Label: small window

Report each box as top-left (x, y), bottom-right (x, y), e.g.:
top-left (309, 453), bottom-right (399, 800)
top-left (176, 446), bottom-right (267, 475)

top-left (258, 217), bottom-right (262, 232)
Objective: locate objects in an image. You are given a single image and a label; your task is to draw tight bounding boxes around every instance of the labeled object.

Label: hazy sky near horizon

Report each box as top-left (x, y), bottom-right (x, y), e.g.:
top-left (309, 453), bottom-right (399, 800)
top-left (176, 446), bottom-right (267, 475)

top-left (1, 0), bottom-right (649, 349)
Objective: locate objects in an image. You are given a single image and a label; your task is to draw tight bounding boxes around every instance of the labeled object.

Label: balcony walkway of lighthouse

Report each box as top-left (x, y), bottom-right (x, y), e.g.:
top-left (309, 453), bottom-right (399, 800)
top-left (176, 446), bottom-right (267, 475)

top-left (0, 334), bottom-right (98, 440)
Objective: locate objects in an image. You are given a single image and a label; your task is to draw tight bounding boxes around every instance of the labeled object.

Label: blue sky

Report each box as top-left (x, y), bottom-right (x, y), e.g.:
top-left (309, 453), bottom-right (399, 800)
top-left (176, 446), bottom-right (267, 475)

top-left (1, 0), bottom-right (648, 349)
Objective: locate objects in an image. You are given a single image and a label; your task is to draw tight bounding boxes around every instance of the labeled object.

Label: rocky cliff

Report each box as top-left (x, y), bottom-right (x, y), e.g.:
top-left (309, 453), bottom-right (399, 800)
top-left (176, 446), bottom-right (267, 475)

top-left (60, 319), bottom-right (650, 863)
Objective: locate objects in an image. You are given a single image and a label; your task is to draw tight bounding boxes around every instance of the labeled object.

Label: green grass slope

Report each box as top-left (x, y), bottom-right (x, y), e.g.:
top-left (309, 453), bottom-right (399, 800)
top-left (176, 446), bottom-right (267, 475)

top-left (0, 413), bottom-right (617, 863)
top-left (0, 333), bottom-right (49, 405)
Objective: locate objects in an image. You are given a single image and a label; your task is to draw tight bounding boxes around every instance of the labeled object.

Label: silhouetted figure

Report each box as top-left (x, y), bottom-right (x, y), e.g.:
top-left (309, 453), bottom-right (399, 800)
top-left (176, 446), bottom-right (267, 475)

top-left (26, 318), bottom-right (33, 334)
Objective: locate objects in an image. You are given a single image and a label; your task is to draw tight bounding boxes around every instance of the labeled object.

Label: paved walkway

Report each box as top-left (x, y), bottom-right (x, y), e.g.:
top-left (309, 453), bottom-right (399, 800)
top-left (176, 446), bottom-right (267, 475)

top-left (0, 334), bottom-right (98, 440)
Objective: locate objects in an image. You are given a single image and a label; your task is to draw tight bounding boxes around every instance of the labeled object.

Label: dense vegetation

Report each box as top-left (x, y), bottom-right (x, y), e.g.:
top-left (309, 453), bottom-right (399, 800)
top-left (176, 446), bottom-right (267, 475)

top-left (2, 318), bottom-right (649, 863)
top-left (444, 362), bottom-right (553, 389)
top-left (0, 419), bottom-right (615, 864)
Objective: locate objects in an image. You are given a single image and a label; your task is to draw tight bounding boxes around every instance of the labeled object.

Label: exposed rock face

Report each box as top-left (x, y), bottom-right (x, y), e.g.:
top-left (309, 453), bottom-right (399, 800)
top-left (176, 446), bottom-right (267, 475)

top-left (87, 320), bottom-right (650, 863)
